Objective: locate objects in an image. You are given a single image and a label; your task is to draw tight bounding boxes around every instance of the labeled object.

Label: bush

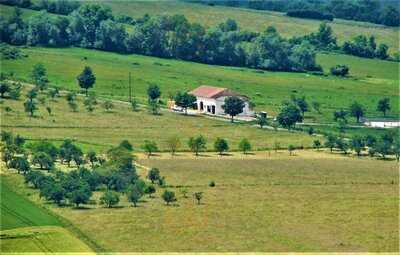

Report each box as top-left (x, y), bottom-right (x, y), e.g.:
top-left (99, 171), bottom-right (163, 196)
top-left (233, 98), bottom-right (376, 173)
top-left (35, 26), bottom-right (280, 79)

top-left (100, 190), bottom-right (120, 208)
top-left (162, 190), bottom-right (176, 205)
top-left (209, 181), bottom-right (216, 187)
top-left (330, 65), bottom-right (349, 76)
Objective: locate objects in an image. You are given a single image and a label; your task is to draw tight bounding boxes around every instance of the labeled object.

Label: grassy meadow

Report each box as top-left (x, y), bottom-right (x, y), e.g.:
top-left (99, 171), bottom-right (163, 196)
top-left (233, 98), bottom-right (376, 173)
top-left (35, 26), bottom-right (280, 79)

top-left (2, 46), bottom-right (398, 124)
top-left (2, 153), bottom-right (398, 252)
top-left (1, 86), bottom-right (317, 152)
top-left (99, 0), bottom-right (399, 54)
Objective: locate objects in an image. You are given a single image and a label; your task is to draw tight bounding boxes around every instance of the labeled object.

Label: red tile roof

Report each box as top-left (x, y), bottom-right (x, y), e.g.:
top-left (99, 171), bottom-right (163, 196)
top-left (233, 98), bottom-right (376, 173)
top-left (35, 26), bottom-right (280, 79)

top-left (190, 85), bottom-right (244, 99)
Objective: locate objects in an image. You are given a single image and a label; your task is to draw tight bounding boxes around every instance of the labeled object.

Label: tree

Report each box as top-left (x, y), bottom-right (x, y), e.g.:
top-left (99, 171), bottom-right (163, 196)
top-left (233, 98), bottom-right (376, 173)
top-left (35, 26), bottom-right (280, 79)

top-left (103, 100), bottom-right (113, 112)
top-left (48, 87), bottom-right (59, 100)
top-left (174, 91), bottom-right (196, 115)
top-left (288, 144), bottom-right (295, 155)
top-left (180, 188), bottom-right (189, 198)
top-left (0, 81), bottom-right (10, 98)
top-left (276, 103), bottom-right (303, 130)
top-left (256, 115), bottom-right (267, 128)
top-left (351, 136), bottom-right (365, 156)
top-left (86, 150), bottom-right (97, 167)
top-left (32, 152), bottom-right (54, 170)
top-left (31, 63), bottom-right (48, 90)
top-left (377, 98), bottom-right (390, 117)
top-left (188, 135), bottom-right (206, 156)
top-left (144, 185), bottom-right (156, 198)
top-left (335, 137), bottom-right (349, 154)
top-left (373, 141), bottom-right (392, 159)
top-left (162, 190), bottom-right (176, 205)
top-left (194, 192), bottom-right (203, 205)
top-left (349, 102), bottom-right (364, 123)
top-left (238, 138), bottom-right (251, 154)
top-left (330, 65), bottom-right (349, 76)
top-left (214, 137), bottom-right (229, 155)
top-left (380, 6), bottom-right (400, 27)
top-left (127, 184), bottom-right (143, 207)
top-left (166, 135), bottom-right (181, 156)
top-left (77, 66), bottom-right (96, 96)
top-left (84, 95), bottom-right (96, 112)
top-left (24, 98), bottom-right (38, 117)
top-left (69, 182), bottom-right (92, 207)
top-left (222, 96), bottom-right (245, 123)
top-left (100, 190), bottom-right (120, 208)
top-left (147, 168), bottom-right (160, 184)
top-left (119, 140), bottom-right (133, 151)
top-left (291, 95), bottom-right (308, 117)
top-left (47, 183), bottom-right (66, 205)
top-left (10, 157), bottom-right (30, 174)
top-left (376, 43), bottom-right (389, 60)
top-left (147, 84), bottom-right (161, 115)
top-left (141, 140), bottom-right (158, 158)
top-left (313, 140), bottom-right (321, 150)
top-left (325, 134), bottom-right (337, 152)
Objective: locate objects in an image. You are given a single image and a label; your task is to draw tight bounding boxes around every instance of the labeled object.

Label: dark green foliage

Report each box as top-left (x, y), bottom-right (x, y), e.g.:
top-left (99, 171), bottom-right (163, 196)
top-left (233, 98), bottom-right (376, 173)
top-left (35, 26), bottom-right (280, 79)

top-left (333, 109), bottom-right (348, 122)
top-left (377, 98), bottom-right (390, 117)
top-left (77, 66), bottom-right (96, 96)
top-left (174, 91), bottom-right (196, 114)
top-left (119, 140), bottom-right (133, 151)
top-left (31, 63), bottom-right (48, 90)
top-left (0, 81), bottom-right (10, 97)
top-left (291, 95), bottom-right (308, 117)
top-left (222, 96), bottom-right (245, 123)
top-left (209, 181), bottom-right (215, 187)
top-left (214, 137), bottom-right (229, 155)
top-left (343, 35), bottom-right (389, 59)
top-left (69, 181), bottom-right (92, 207)
top-left (32, 151), bottom-right (54, 170)
top-left (194, 191), bottom-right (203, 205)
top-left (351, 135), bottom-right (365, 156)
top-left (147, 168), bottom-right (160, 184)
top-left (313, 139), bottom-right (321, 150)
top-left (256, 115), bottom-right (267, 128)
top-left (31, 140), bottom-right (58, 160)
top-left (100, 190), bottom-right (120, 208)
top-left (127, 183), bottom-right (144, 207)
top-left (287, 10), bottom-right (333, 21)
top-left (325, 134), bottom-right (337, 152)
top-left (188, 135), bottom-right (206, 156)
top-left (349, 102), bottom-right (365, 123)
top-left (144, 185), bottom-right (156, 198)
top-left (161, 190), bottom-right (176, 205)
top-left (277, 103), bottom-right (303, 130)
top-left (9, 156), bottom-right (30, 174)
top-left (330, 65), bottom-right (349, 76)
top-left (141, 140), bottom-right (158, 158)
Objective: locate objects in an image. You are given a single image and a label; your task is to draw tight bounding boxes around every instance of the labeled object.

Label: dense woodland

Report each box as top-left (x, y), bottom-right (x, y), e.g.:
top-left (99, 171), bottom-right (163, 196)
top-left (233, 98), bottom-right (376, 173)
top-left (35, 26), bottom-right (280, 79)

top-left (191, 0), bottom-right (400, 26)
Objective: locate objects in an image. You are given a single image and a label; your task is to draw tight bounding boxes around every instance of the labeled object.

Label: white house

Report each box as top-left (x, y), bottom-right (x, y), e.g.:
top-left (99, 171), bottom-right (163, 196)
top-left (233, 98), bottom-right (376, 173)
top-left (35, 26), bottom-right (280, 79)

top-left (362, 118), bottom-right (400, 128)
top-left (189, 85), bottom-right (253, 116)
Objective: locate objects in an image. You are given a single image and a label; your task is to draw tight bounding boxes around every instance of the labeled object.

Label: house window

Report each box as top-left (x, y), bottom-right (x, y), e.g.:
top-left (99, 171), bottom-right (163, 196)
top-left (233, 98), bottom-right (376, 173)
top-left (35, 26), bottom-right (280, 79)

top-left (200, 101), bottom-right (203, 111)
top-left (211, 105), bottom-right (215, 114)
top-left (207, 106), bottom-right (210, 112)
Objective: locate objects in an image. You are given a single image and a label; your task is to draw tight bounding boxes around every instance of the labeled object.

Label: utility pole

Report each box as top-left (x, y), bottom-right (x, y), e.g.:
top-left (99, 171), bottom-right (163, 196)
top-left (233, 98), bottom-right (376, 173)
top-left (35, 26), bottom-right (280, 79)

top-left (129, 72), bottom-right (132, 102)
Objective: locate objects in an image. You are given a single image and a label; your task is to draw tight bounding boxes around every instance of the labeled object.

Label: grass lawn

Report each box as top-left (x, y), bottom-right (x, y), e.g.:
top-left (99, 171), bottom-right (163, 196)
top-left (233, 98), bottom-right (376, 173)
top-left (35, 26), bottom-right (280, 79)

top-left (99, 0), bottom-right (399, 55)
top-left (0, 226), bottom-right (94, 253)
top-left (1, 86), bottom-right (317, 152)
top-left (1, 46), bottom-right (398, 123)
top-left (3, 153), bottom-right (397, 252)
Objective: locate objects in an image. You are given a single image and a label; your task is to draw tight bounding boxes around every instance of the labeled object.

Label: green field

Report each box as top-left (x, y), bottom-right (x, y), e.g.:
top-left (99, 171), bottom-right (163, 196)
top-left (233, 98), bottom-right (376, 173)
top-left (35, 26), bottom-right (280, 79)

top-left (3, 154), bottom-right (396, 252)
top-left (1, 86), bottom-right (317, 152)
top-left (0, 177), bottom-right (61, 230)
top-left (2, 47), bottom-right (398, 124)
top-left (99, 1), bottom-right (399, 55)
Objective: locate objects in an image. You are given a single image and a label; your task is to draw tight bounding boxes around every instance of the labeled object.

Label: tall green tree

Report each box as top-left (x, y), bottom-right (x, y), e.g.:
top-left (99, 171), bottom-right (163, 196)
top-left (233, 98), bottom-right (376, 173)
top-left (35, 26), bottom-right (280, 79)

top-left (349, 102), bottom-right (365, 123)
top-left (377, 98), bottom-right (390, 117)
top-left (174, 91), bottom-right (196, 115)
top-left (31, 63), bottom-right (48, 90)
top-left (188, 135), bottom-right (206, 156)
top-left (222, 96), bottom-right (245, 123)
top-left (214, 137), bottom-right (229, 155)
top-left (77, 66), bottom-right (96, 96)
top-left (276, 103), bottom-right (303, 130)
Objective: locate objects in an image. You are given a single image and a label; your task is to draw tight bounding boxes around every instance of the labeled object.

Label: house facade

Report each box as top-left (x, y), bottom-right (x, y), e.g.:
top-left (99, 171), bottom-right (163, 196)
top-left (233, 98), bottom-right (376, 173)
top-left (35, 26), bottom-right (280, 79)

top-left (362, 118), bottom-right (400, 128)
top-left (189, 85), bottom-right (252, 116)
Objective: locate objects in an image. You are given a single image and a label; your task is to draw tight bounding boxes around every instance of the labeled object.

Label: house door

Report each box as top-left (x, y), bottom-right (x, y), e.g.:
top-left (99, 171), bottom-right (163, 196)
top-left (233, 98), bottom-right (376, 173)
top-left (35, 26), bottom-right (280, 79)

top-left (211, 105), bottom-right (215, 114)
top-left (200, 101), bottom-right (204, 111)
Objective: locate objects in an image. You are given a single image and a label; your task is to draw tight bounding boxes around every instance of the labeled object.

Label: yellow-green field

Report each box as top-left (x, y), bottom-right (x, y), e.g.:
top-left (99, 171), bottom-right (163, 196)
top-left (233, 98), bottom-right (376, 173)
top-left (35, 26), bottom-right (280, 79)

top-left (99, 0), bottom-right (399, 54)
top-left (2, 153), bottom-right (398, 252)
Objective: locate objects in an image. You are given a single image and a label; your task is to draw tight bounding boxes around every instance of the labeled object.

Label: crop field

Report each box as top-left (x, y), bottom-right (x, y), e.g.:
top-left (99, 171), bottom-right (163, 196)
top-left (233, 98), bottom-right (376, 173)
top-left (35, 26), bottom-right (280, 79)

top-left (99, 1), bottom-right (399, 54)
top-left (1, 86), bottom-right (317, 152)
top-left (2, 154), bottom-right (397, 252)
top-left (2, 47), bottom-right (398, 124)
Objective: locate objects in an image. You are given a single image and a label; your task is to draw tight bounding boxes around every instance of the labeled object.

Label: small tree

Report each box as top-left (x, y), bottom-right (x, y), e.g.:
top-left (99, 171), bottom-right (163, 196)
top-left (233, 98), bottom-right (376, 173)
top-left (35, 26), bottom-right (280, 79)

top-left (288, 145), bottom-right (295, 155)
top-left (46, 106), bottom-right (52, 116)
top-left (238, 138), bottom-right (251, 154)
top-left (147, 84), bottom-right (161, 115)
top-left (194, 192), bottom-right (203, 205)
top-left (222, 96), bottom-right (245, 123)
top-left (277, 103), bottom-right (303, 130)
top-left (142, 140), bottom-right (158, 158)
top-left (32, 63), bottom-right (48, 90)
top-left (333, 109), bottom-right (348, 122)
top-left (70, 183), bottom-right (92, 207)
top-left (162, 190), bottom-right (176, 205)
top-left (86, 150), bottom-right (97, 167)
top-left (330, 65), bottom-right (349, 76)
top-left (377, 98), bottom-right (390, 117)
top-left (214, 138), bottom-right (229, 155)
top-left (0, 81), bottom-right (10, 98)
top-left (77, 66), bottom-right (96, 96)
top-left (180, 188), bottom-right (189, 198)
top-left (351, 136), bottom-right (365, 156)
top-left (84, 96), bottom-right (96, 112)
top-left (312, 101), bottom-right (321, 114)
top-left (292, 95), bottom-right (308, 117)
top-left (103, 100), bottom-right (114, 112)
top-left (32, 152), bottom-right (54, 170)
top-left (174, 91), bottom-right (196, 115)
top-left (256, 115), bottom-right (267, 128)
top-left (188, 135), bottom-right (207, 156)
top-left (128, 185), bottom-right (143, 207)
top-left (119, 140), bottom-right (133, 151)
top-left (147, 168), bottom-right (160, 184)
top-left (313, 140), bottom-right (321, 150)
top-left (166, 135), bottom-right (181, 156)
top-left (24, 99), bottom-right (38, 117)
top-left (100, 190), bottom-right (120, 208)
top-left (325, 134), bottom-right (337, 152)
top-left (335, 137), bottom-right (349, 154)
top-left (10, 157), bottom-right (30, 174)
top-left (144, 185), bottom-right (156, 198)
top-left (350, 102), bottom-right (364, 123)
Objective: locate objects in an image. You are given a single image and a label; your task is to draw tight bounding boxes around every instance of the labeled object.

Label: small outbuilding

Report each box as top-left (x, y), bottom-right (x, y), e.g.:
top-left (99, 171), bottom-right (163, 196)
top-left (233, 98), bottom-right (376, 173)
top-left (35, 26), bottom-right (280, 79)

top-left (189, 85), bottom-right (252, 116)
top-left (362, 118), bottom-right (400, 128)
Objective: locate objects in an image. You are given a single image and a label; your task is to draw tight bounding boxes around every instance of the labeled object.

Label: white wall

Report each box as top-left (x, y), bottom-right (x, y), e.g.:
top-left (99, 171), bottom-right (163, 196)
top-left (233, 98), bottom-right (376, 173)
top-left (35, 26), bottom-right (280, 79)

top-left (365, 121), bottom-right (400, 128)
top-left (196, 96), bottom-right (252, 116)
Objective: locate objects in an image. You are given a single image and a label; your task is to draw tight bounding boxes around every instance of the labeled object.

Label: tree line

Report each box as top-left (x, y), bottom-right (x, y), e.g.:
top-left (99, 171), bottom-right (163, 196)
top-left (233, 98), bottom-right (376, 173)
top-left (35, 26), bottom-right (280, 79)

top-left (191, 0), bottom-right (400, 26)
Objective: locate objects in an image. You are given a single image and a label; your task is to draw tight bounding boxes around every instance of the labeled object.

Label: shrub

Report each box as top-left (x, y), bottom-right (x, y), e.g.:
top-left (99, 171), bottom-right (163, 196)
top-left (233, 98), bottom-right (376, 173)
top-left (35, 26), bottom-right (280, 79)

top-left (209, 181), bottom-right (216, 187)
top-left (162, 190), bottom-right (176, 205)
top-left (330, 65), bottom-right (349, 76)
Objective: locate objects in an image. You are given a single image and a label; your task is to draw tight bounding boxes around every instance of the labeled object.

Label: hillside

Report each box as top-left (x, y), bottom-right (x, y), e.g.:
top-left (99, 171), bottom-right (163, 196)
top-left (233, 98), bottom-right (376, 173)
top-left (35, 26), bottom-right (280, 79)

top-left (2, 47), bottom-right (398, 124)
top-left (99, 0), bottom-right (399, 54)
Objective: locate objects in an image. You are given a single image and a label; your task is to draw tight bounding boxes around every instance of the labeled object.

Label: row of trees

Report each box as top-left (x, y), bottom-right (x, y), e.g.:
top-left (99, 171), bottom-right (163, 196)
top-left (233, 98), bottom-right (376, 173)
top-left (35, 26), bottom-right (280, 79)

top-left (194, 0), bottom-right (400, 27)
